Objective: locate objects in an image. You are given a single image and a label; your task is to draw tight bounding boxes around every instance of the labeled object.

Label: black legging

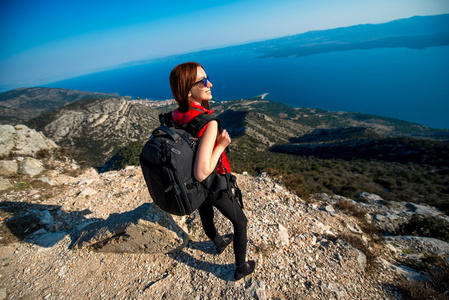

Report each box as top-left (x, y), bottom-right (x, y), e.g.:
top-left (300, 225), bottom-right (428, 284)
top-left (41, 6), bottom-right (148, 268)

top-left (197, 190), bottom-right (248, 266)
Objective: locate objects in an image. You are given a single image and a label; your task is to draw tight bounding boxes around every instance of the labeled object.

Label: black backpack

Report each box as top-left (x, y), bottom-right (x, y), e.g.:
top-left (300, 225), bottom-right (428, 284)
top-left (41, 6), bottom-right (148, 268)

top-left (140, 110), bottom-right (243, 216)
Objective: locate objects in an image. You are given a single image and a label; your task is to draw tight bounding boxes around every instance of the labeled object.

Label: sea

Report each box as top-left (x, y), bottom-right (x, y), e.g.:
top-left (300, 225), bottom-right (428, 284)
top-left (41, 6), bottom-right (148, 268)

top-left (47, 46), bottom-right (449, 129)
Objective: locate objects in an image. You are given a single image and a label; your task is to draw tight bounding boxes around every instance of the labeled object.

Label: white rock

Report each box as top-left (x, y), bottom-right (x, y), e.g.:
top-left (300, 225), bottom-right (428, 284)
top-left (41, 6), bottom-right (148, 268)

top-left (385, 243), bottom-right (399, 254)
top-left (325, 204), bottom-right (338, 216)
top-left (0, 160), bottom-right (18, 176)
top-left (0, 125), bottom-right (15, 157)
top-left (277, 224), bottom-right (289, 247)
top-left (379, 258), bottom-right (426, 281)
top-left (354, 248), bottom-right (367, 272)
top-left (37, 177), bottom-right (56, 185)
top-left (0, 177), bottom-right (13, 190)
top-left (406, 203), bottom-right (443, 217)
top-left (19, 157), bottom-right (44, 176)
top-left (359, 192), bottom-right (383, 202)
top-left (321, 282), bottom-right (348, 299)
top-left (0, 125), bottom-right (58, 158)
top-left (77, 187), bottom-right (98, 198)
top-left (325, 230), bottom-right (336, 236)
top-left (245, 278), bottom-right (267, 300)
top-left (347, 224), bottom-right (363, 234)
top-left (311, 219), bottom-right (330, 234)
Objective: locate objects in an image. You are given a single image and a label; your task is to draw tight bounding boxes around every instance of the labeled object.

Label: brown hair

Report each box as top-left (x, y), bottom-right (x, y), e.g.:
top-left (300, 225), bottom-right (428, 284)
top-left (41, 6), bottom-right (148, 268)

top-left (169, 62), bottom-right (210, 112)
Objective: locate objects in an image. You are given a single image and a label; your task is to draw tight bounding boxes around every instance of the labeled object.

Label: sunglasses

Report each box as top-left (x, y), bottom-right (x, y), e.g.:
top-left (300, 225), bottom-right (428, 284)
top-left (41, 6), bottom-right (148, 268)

top-left (193, 76), bottom-right (211, 87)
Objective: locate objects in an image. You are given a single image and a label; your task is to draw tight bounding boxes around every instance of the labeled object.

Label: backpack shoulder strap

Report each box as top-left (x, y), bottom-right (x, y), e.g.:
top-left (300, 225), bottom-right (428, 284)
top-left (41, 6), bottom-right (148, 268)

top-left (184, 112), bottom-right (221, 136)
top-left (159, 112), bottom-right (176, 127)
top-left (159, 109), bottom-right (221, 136)
top-left (152, 126), bottom-right (181, 141)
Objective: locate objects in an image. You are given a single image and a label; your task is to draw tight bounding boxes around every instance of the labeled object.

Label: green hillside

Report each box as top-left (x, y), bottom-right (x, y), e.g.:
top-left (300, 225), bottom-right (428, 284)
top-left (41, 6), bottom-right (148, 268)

top-left (106, 98), bottom-right (449, 215)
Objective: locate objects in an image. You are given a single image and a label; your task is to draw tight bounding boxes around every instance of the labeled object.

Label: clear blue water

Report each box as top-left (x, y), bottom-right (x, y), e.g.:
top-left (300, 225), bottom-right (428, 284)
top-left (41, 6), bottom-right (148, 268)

top-left (48, 46), bottom-right (449, 129)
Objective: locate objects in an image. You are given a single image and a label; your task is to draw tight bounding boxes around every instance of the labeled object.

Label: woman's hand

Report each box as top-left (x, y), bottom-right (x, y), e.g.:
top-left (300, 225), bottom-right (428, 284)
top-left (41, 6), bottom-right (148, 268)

top-left (217, 129), bottom-right (231, 148)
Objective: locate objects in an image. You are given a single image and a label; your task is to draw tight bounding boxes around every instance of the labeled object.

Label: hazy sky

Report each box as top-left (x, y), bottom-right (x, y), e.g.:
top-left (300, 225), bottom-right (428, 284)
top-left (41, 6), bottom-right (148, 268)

top-left (1, 0), bottom-right (448, 91)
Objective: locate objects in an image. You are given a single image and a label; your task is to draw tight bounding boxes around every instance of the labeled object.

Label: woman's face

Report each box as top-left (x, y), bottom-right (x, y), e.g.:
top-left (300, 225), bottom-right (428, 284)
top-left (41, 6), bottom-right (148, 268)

top-left (189, 67), bottom-right (212, 103)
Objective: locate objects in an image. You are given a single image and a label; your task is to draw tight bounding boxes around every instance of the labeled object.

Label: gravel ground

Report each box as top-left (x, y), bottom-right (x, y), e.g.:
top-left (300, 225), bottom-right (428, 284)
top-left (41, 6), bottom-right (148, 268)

top-left (1, 166), bottom-right (444, 299)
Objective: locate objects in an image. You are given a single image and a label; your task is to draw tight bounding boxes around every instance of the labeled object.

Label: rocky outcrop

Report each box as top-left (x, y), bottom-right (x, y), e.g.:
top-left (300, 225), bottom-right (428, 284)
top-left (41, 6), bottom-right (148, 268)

top-left (0, 124), bottom-right (80, 190)
top-left (18, 157), bottom-right (45, 176)
top-left (26, 97), bottom-right (161, 166)
top-left (0, 160), bottom-right (18, 177)
top-left (72, 203), bottom-right (188, 254)
top-left (0, 124), bottom-right (58, 158)
top-left (311, 192), bottom-right (449, 234)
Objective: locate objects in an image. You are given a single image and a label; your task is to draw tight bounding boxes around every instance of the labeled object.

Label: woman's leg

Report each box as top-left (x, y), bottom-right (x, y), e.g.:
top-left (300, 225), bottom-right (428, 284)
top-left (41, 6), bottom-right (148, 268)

top-left (207, 190), bottom-right (248, 266)
top-left (197, 200), bottom-right (220, 244)
top-left (199, 190), bottom-right (255, 280)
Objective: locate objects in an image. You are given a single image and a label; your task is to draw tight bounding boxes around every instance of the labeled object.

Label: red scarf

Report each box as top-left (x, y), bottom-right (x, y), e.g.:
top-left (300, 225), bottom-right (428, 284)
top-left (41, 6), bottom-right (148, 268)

top-left (172, 101), bottom-right (231, 174)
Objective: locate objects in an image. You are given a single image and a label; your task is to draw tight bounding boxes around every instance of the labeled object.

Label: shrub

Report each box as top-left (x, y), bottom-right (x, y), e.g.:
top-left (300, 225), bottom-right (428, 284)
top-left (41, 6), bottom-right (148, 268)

top-left (394, 214), bottom-right (449, 243)
top-left (229, 140), bottom-right (449, 215)
top-left (396, 279), bottom-right (447, 300)
top-left (396, 261), bottom-right (449, 300)
top-left (36, 148), bottom-right (51, 159)
top-left (103, 141), bottom-right (144, 171)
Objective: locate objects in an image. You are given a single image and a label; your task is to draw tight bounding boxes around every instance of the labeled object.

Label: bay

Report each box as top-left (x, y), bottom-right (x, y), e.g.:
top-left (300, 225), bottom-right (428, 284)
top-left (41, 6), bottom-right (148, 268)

top-left (47, 46), bottom-right (449, 129)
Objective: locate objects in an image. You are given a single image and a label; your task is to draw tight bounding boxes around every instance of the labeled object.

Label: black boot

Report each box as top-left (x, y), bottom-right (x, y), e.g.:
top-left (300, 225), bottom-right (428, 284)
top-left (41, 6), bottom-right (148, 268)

top-left (234, 260), bottom-right (256, 281)
top-left (216, 233), bottom-right (234, 254)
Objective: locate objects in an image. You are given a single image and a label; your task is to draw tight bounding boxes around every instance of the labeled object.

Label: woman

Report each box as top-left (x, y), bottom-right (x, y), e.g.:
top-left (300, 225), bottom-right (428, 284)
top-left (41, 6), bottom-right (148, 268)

top-left (169, 62), bottom-right (255, 281)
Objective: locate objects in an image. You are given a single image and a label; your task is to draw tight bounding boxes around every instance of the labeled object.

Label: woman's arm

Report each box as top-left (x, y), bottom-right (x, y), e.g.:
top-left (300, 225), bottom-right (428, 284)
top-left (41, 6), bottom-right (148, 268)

top-left (194, 120), bottom-right (231, 182)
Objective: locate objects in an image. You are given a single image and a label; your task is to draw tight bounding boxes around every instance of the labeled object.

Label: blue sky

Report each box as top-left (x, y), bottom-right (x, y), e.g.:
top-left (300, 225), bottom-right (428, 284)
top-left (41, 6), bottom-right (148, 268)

top-left (1, 0), bottom-right (448, 91)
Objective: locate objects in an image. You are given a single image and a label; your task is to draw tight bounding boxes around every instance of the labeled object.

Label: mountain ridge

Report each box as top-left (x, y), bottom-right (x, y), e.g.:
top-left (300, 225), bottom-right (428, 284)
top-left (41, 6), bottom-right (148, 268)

top-left (26, 97), bottom-right (161, 167)
top-left (0, 87), bottom-right (121, 125)
top-left (2, 88), bottom-right (445, 213)
top-left (22, 96), bottom-right (446, 167)
top-left (15, 89), bottom-right (448, 170)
